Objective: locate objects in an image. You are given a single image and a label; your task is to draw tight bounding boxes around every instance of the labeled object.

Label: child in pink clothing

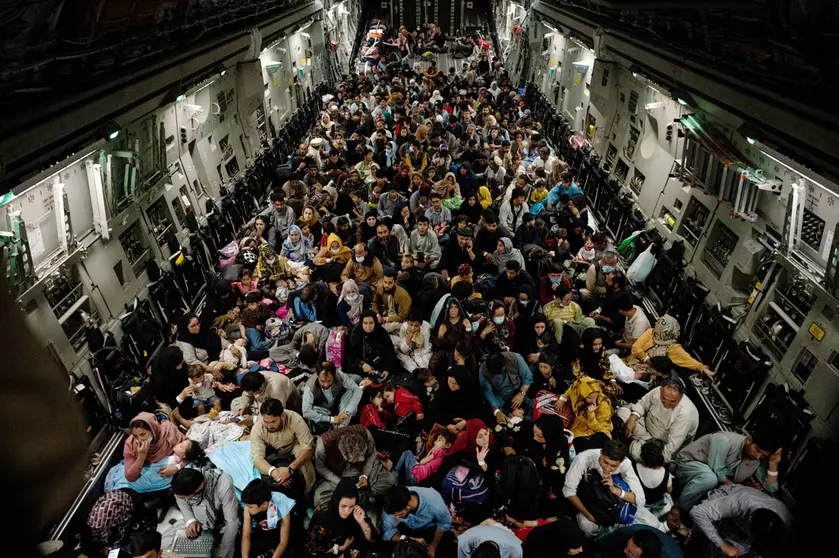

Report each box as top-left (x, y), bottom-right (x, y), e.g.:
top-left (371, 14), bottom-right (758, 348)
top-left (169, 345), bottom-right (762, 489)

top-left (393, 431), bottom-right (456, 485)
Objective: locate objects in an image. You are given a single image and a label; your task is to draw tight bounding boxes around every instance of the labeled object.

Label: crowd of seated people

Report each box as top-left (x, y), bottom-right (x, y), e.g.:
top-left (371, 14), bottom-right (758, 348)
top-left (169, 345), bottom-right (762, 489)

top-left (84, 27), bottom-right (793, 558)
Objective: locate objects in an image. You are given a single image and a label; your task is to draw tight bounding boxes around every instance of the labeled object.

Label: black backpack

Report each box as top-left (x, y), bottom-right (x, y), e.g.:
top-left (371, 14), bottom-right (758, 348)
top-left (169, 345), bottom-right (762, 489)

top-left (497, 455), bottom-right (542, 519)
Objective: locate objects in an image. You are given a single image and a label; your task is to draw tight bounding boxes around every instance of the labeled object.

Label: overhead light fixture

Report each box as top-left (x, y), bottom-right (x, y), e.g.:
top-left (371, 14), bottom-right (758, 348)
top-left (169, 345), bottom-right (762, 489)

top-left (677, 98), bottom-right (688, 106)
top-left (220, 70), bottom-right (226, 76)
top-left (672, 88), bottom-right (697, 108)
top-left (632, 72), bottom-right (638, 78)
top-left (109, 131), bottom-right (120, 140)
top-left (100, 122), bottom-right (121, 141)
top-left (747, 137), bottom-right (755, 145)
top-left (176, 94), bottom-right (186, 103)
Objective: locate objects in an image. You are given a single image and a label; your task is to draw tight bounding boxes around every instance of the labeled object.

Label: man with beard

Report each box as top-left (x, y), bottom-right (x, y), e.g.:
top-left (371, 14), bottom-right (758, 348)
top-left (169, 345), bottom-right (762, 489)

top-left (369, 221), bottom-right (400, 267)
top-left (250, 398), bottom-right (316, 503)
top-left (372, 268), bottom-right (413, 333)
top-left (172, 468), bottom-right (240, 558)
top-left (442, 226), bottom-right (477, 280)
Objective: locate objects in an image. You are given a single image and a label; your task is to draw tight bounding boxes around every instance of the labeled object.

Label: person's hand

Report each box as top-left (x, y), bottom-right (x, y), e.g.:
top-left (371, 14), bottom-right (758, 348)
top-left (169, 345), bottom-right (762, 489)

top-left (134, 437), bottom-right (150, 456)
top-left (527, 353), bottom-right (540, 364)
top-left (495, 411), bottom-right (507, 425)
top-left (589, 310), bottom-right (600, 318)
top-left (503, 297), bottom-right (515, 305)
top-left (477, 445), bottom-right (489, 463)
top-left (338, 536), bottom-right (355, 552)
top-left (216, 383), bottom-right (237, 393)
top-left (377, 314), bottom-right (384, 324)
top-left (427, 543), bottom-right (437, 558)
top-left (333, 412), bottom-right (350, 426)
top-left (769, 447), bottom-right (783, 467)
top-left (554, 398), bottom-right (568, 414)
top-left (601, 474), bottom-right (615, 491)
top-left (179, 386), bottom-right (196, 400)
top-left (356, 476), bottom-right (369, 489)
top-left (702, 367), bottom-right (716, 378)
top-left (380, 370), bottom-right (390, 382)
top-left (159, 466), bottom-right (180, 478)
top-left (359, 378), bottom-right (373, 389)
top-left (548, 377), bottom-right (557, 389)
top-left (186, 522), bottom-right (201, 538)
top-left (239, 415), bottom-right (254, 428)
top-left (352, 505), bottom-right (366, 526)
top-left (362, 363), bottom-right (373, 374)
top-left (720, 543), bottom-right (740, 558)
top-left (210, 368), bottom-right (224, 381)
top-left (624, 415), bottom-right (637, 438)
top-left (584, 512), bottom-right (598, 525)
top-left (511, 392), bottom-right (525, 410)
top-left (271, 466), bottom-right (292, 486)
top-left (586, 403), bottom-right (597, 414)
top-left (481, 323), bottom-right (495, 337)
top-left (484, 252), bottom-right (493, 261)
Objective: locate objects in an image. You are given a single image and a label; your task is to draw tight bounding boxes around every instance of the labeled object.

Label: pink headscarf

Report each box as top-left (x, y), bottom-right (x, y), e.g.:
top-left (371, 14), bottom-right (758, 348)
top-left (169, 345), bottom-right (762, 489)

top-left (123, 412), bottom-right (185, 481)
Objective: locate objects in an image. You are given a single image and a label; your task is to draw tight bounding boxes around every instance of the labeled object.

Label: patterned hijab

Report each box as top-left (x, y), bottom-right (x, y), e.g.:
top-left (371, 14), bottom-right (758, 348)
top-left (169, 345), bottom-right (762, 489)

top-left (647, 314), bottom-right (680, 359)
top-left (87, 490), bottom-right (134, 547)
top-left (338, 279), bottom-right (363, 326)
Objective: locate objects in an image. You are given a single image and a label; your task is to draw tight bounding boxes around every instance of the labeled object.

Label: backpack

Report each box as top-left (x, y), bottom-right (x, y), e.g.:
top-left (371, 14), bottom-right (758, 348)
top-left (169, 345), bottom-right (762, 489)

top-left (440, 465), bottom-right (490, 505)
top-left (497, 455), bottom-right (542, 519)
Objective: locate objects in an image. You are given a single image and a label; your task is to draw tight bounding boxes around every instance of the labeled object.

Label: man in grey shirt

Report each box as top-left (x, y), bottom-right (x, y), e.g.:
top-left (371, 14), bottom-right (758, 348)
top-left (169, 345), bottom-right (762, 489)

top-left (172, 468), bottom-right (241, 558)
top-left (690, 484), bottom-right (791, 558)
top-left (673, 430), bottom-right (782, 510)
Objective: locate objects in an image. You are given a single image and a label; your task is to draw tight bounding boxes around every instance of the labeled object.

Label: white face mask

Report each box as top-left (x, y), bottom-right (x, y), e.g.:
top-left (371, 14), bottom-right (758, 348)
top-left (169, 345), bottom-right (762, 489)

top-left (355, 256), bottom-right (365, 263)
top-left (492, 316), bottom-right (505, 325)
top-left (520, 300), bottom-right (529, 307)
top-left (266, 257), bottom-right (276, 264)
top-left (345, 294), bottom-right (359, 302)
top-left (331, 247), bottom-right (341, 254)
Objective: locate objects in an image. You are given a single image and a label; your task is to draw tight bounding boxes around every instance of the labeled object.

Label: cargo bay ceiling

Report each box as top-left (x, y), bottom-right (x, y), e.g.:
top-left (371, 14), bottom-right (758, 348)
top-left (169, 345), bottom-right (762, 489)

top-left (532, 0), bottom-right (839, 180)
top-left (0, 0), bottom-right (329, 191)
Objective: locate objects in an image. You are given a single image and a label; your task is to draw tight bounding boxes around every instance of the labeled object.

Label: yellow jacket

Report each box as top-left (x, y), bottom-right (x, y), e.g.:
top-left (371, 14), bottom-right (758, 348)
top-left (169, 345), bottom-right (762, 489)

top-left (563, 375), bottom-right (613, 439)
top-left (630, 329), bottom-right (705, 372)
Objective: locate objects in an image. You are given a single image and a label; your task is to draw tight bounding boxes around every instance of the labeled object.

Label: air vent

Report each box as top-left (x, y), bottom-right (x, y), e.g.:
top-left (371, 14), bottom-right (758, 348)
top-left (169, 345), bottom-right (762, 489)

top-left (801, 208), bottom-right (825, 250)
top-left (628, 90), bottom-right (639, 114)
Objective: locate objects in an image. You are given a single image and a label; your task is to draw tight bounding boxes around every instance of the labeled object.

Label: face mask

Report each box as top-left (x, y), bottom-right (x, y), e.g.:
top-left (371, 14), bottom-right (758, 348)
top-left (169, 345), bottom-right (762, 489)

top-left (602, 266), bottom-right (615, 274)
top-left (331, 247), bottom-right (341, 254)
top-left (345, 294), bottom-right (359, 302)
top-left (492, 316), bottom-right (505, 325)
top-left (520, 300), bottom-right (529, 307)
top-left (550, 277), bottom-right (562, 284)
top-left (266, 257), bottom-right (276, 264)
top-left (355, 256), bottom-right (365, 263)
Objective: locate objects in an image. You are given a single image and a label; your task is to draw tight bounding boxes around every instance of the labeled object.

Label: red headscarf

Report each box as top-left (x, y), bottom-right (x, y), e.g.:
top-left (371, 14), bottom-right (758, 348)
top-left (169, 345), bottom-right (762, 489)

top-left (450, 419), bottom-right (493, 455)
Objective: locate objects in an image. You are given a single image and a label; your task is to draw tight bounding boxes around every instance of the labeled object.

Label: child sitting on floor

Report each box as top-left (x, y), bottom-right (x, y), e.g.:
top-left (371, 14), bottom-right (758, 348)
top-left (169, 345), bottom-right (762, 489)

top-left (391, 431), bottom-right (456, 485)
top-left (187, 365), bottom-right (223, 415)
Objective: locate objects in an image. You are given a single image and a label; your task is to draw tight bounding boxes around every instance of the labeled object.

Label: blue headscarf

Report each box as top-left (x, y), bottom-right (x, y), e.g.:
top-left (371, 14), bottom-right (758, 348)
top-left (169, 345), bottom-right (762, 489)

top-left (282, 225), bottom-right (311, 263)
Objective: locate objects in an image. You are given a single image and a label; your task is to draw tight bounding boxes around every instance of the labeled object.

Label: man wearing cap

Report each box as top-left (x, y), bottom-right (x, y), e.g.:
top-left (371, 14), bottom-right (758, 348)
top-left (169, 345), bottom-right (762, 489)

top-left (479, 156), bottom-right (507, 189)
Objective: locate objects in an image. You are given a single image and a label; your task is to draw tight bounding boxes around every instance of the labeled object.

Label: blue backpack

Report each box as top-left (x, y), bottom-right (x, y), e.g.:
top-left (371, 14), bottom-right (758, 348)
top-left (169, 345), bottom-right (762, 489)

top-left (440, 465), bottom-right (490, 504)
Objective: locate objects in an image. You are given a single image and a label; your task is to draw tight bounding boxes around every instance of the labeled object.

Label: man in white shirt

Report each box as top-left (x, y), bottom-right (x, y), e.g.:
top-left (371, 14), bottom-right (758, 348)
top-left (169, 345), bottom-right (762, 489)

top-left (616, 379), bottom-right (699, 463)
top-left (563, 440), bottom-right (664, 536)
top-left (614, 293), bottom-right (651, 352)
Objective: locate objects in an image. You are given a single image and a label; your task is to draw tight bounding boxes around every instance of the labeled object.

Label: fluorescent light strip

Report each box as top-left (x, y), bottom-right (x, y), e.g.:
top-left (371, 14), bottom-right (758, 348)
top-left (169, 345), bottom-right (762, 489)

top-left (757, 147), bottom-right (835, 194)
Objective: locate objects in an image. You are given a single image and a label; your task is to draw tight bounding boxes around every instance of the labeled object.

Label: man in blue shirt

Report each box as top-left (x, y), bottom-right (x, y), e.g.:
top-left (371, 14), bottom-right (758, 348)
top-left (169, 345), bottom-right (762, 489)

top-left (478, 351), bottom-right (533, 424)
top-left (547, 174), bottom-right (584, 208)
top-left (381, 486), bottom-right (453, 558)
top-left (458, 520), bottom-right (523, 558)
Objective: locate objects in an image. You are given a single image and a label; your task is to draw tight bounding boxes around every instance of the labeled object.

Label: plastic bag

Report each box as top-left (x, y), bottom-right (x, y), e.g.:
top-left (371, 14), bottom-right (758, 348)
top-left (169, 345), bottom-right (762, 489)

top-left (626, 244), bottom-right (657, 282)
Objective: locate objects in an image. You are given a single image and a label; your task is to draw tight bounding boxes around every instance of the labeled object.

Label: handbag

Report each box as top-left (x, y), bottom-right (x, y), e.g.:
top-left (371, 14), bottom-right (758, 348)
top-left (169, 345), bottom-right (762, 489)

top-left (626, 245), bottom-right (657, 283)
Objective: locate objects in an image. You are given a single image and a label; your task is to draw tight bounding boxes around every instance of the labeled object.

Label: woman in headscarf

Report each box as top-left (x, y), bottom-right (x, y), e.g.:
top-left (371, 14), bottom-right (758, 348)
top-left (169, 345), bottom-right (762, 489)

top-left (629, 314), bottom-right (714, 376)
top-left (522, 314), bottom-right (559, 366)
top-left (320, 185), bottom-right (339, 215)
top-left (299, 205), bottom-right (323, 245)
top-left (491, 237), bottom-right (526, 274)
top-left (280, 225), bottom-right (313, 271)
top-left (149, 346), bottom-right (195, 427)
top-left (306, 478), bottom-right (376, 557)
top-left (454, 163), bottom-right (478, 198)
top-left (530, 415), bottom-right (570, 499)
top-left (176, 313), bottom-right (220, 375)
top-left (513, 285), bottom-right (541, 340)
top-left (255, 243), bottom-right (296, 286)
top-left (458, 191), bottom-right (483, 222)
top-left (391, 222), bottom-right (411, 255)
top-left (413, 273), bottom-right (447, 322)
top-left (81, 490), bottom-right (154, 557)
top-left (357, 213), bottom-right (379, 245)
top-left (478, 184), bottom-right (493, 208)
top-left (393, 201), bottom-right (415, 233)
top-left (434, 297), bottom-right (473, 352)
top-left (236, 237), bottom-right (261, 271)
top-left (123, 411), bottom-right (186, 482)
top-left (477, 299), bottom-right (515, 353)
top-left (336, 279), bottom-right (367, 332)
top-left (579, 327), bottom-right (623, 400)
top-left (429, 365), bottom-right (483, 427)
top-left (313, 233), bottom-right (353, 270)
top-left (200, 279), bottom-right (236, 333)
top-left (345, 310), bottom-right (398, 381)
top-left (527, 352), bottom-right (568, 401)
top-left (432, 171), bottom-right (461, 199)
top-left (560, 375), bottom-right (613, 452)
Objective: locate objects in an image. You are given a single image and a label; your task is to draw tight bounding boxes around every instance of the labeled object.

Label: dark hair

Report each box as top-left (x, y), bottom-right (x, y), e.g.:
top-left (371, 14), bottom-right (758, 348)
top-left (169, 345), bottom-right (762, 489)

top-left (260, 397), bottom-right (285, 417)
top-left (299, 344), bottom-right (318, 366)
top-left (407, 313), bottom-right (423, 324)
top-left (438, 430), bottom-right (458, 446)
top-left (486, 352), bottom-right (505, 372)
top-left (171, 468), bottom-right (204, 496)
top-left (610, 270), bottom-right (627, 290)
top-left (751, 429), bottom-right (783, 454)
top-left (629, 529), bottom-right (662, 558)
top-left (505, 260), bottom-right (521, 271)
top-left (300, 285), bottom-right (315, 303)
top-left (240, 371), bottom-right (266, 392)
top-left (242, 479), bottom-right (273, 506)
top-left (602, 439), bottom-right (629, 462)
top-left (472, 541), bottom-right (501, 558)
top-left (417, 215), bottom-right (431, 225)
top-left (384, 267), bottom-right (399, 279)
top-left (659, 377), bottom-right (685, 394)
top-left (429, 192), bottom-right (442, 201)
top-left (245, 291), bottom-right (261, 304)
top-left (455, 340), bottom-right (472, 357)
top-left (451, 281), bottom-right (474, 301)
top-left (182, 440), bottom-right (205, 463)
top-left (271, 192), bottom-right (286, 203)
top-left (554, 283), bottom-right (571, 298)
top-left (413, 367), bottom-right (432, 384)
top-left (512, 187), bottom-right (525, 199)
top-left (187, 364), bottom-right (205, 379)
top-left (129, 419), bottom-right (151, 432)
top-left (640, 440), bottom-right (665, 468)
top-left (482, 209), bottom-right (498, 224)
top-left (132, 530), bottom-right (162, 556)
top-left (522, 213), bottom-right (535, 223)
top-left (616, 292), bottom-right (636, 312)
top-left (319, 361), bottom-right (337, 377)
top-left (384, 486), bottom-right (412, 514)
top-left (382, 382), bottom-right (396, 394)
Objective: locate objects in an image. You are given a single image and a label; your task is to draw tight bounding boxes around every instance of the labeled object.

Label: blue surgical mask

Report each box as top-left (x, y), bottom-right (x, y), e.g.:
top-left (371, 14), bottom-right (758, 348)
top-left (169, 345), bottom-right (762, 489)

top-left (550, 277), bottom-right (561, 284)
top-left (492, 316), bottom-right (505, 325)
top-left (602, 266), bottom-right (615, 273)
